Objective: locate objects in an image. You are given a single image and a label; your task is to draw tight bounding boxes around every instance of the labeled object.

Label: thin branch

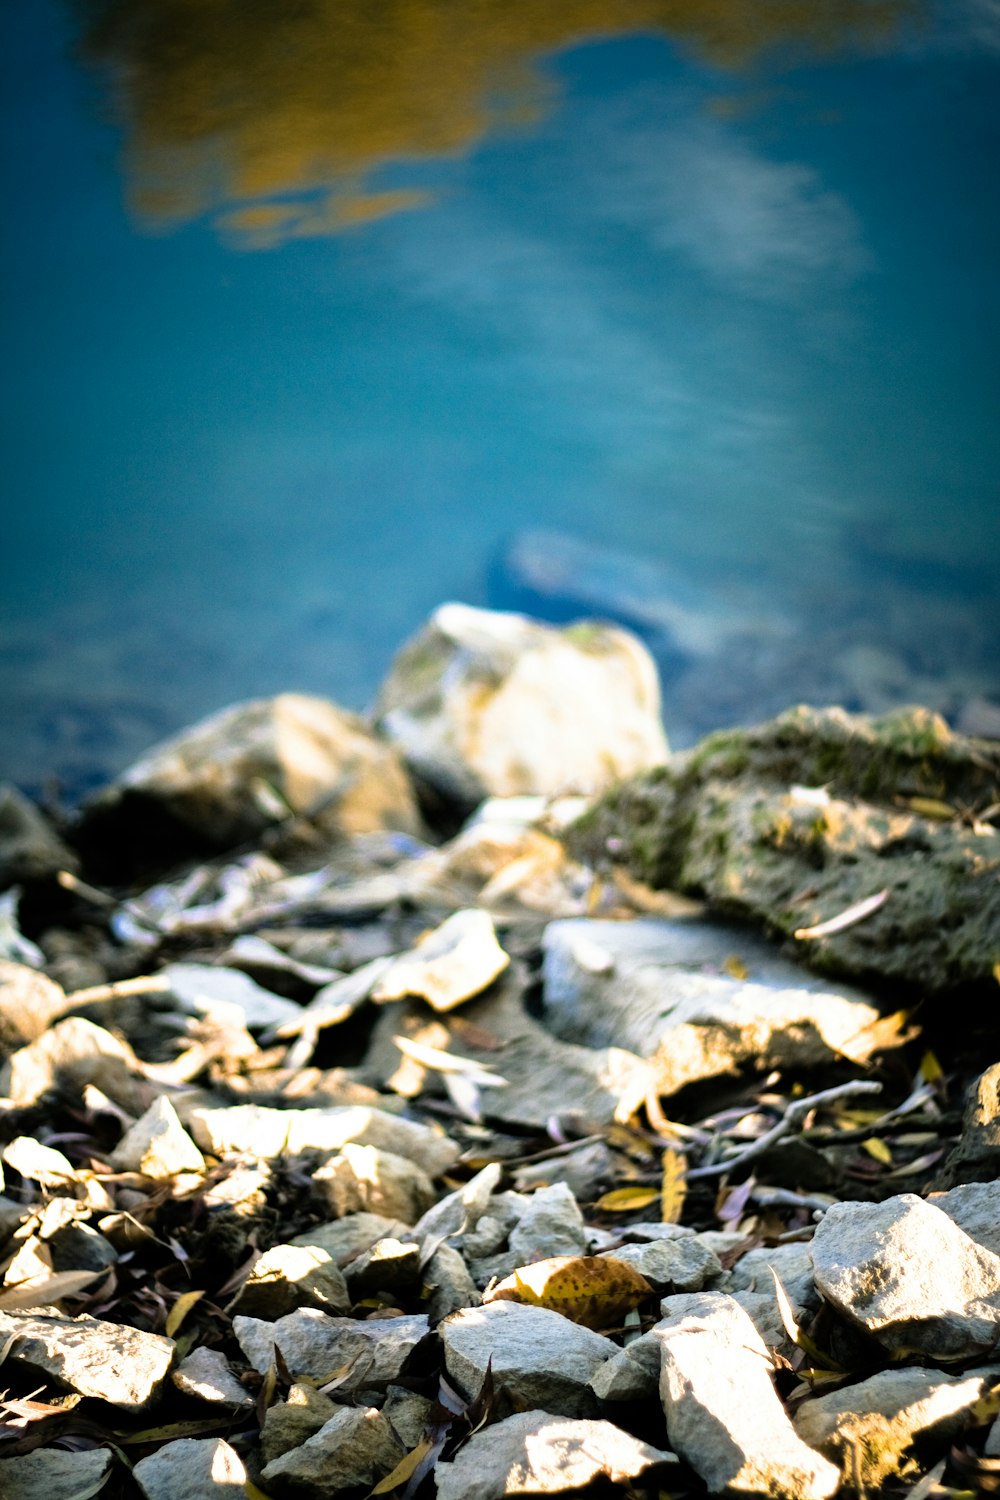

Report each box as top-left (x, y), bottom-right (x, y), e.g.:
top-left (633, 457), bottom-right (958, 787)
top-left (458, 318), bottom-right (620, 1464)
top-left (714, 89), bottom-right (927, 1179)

top-left (686, 1079), bottom-right (883, 1180)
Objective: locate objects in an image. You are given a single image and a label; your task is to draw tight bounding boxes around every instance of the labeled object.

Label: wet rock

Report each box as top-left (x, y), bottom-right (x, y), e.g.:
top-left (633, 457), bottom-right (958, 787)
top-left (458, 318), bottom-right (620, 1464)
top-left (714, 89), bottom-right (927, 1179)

top-left (313, 1142), bottom-right (436, 1224)
top-left (508, 1182), bottom-right (588, 1262)
top-left (440, 1301), bottom-right (616, 1417)
top-left (261, 1381), bottom-right (339, 1465)
top-left (234, 1308), bottom-right (429, 1393)
top-left (172, 1345), bottom-right (254, 1408)
top-left (542, 916), bottom-right (903, 1096)
top-left (656, 1291), bottom-right (839, 1498)
top-left (0, 1015), bottom-right (148, 1112)
top-left (186, 1102), bottom-right (458, 1175)
top-left (226, 1243), bottom-right (351, 1318)
top-left (928, 1179), bottom-right (1000, 1255)
top-left (0, 784), bottom-right (76, 889)
top-left (570, 704), bottom-right (1000, 990)
top-left (0, 961), bottom-right (71, 1051)
top-left (74, 692), bottom-right (421, 876)
top-left (375, 603), bottom-right (669, 813)
top-left (934, 1061), bottom-right (1000, 1187)
top-left (0, 1447), bottom-right (114, 1500)
top-left (372, 908), bottom-right (509, 1010)
top-left (133, 1437), bottom-right (246, 1499)
top-left (261, 1405), bottom-right (405, 1497)
top-left (434, 1410), bottom-right (677, 1500)
top-left (163, 961), bottom-right (302, 1030)
top-left (601, 1235), bottom-right (721, 1294)
top-left (811, 1193), bottom-right (1000, 1358)
top-left (110, 1094), bottom-right (206, 1177)
top-left (794, 1365), bottom-right (998, 1487)
top-left (0, 1308), bottom-right (174, 1408)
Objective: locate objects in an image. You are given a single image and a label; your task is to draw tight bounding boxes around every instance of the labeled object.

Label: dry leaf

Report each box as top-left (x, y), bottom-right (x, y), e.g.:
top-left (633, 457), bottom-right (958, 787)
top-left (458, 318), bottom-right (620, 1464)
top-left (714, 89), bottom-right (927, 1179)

top-left (861, 1137), bottom-right (893, 1165)
top-left (722, 954), bottom-right (749, 980)
top-left (483, 1255), bottom-right (651, 1330)
top-left (594, 1186), bottom-right (660, 1213)
top-left (165, 1288), bottom-right (205, 1337)
top-left (368, 1436), bottom-right (435, 1495)
top-left (770, 1268), bottom-right (841, 1371)
top-left (0, 1268), bottom-right (105, 1310)
top-left (660, 1146), bottom-right (687, 1224)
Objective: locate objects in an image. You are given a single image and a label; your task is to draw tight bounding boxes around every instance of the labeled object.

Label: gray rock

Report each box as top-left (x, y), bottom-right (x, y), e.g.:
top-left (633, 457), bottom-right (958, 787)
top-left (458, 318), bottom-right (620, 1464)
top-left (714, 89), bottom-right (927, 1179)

top-left (76, 692), bottom-right (421, 869)
top-left (0, 961), bottom-right (70, 1052)
top-left (46, 1221), bottom-right (119, 1275)
top-left (162, 961), bottom-right (302, 1030)
top-left (341, 1236), bottom-right (421, 1300)
top-left (588, 1327), bottom-right (663, 1403)
top-left (656, 1292), bottom-right (839, 1498)
top-left (0, 1308), bottom-right (174, 1408)
top-left (542, 916), bottom-right (897, 1096)
top-left (313, 1143), bottom-right (436, 1224)
top-left (934, 1062), bottom-right (1000, 1188)
top-left (811, 1193), bottom-right (1000, 1358)
top-left (133, 1437), bottom-right (246, 1499)
top-left (261, 1405), bottom-right (404, 1497)
top-left (372, 908), bottom-right (510, 1010)
top-left (0, 1016), bottom-right (147, 1112)
top-left (187, 1102), bottom-right (458, 1175)
top-left (291, 1212), bottom-right (411, 1262)
top-left (233, 1308), bottom-right (429, 1393)
top-left (173, 1346), bottom-right (254, 1408)
top-left (110, 1094), bottom-right (206, 1177)
top-left (412, 1161), bottom-right (503, 1245)
top-left (440, 1301), bottom-right (616, 1417)
top-left (929, 1180), bottom-right (1000, 1255)
top-left (260, 1381), bottom-right (339, 1466)
top-left (508, 1183), bottom-right (588, 1263)
top-left (227, 1243), bottom-right (351, 1318)
top-left (602, 1236), bottom-right (721, 1294)
top-left (569, 704), bottom-right (1000, 991)
top-left (434, 1410), bottom-right (677, 1500)
top-left (0, 785), bottom-right (77, 890)
top-left (375, 603), bottom-right (668, 810)
top-left (794, 1365), bottom-right (998, 1487)
top-left (0, 1446), bottom-right (114, 1500)
top-left (382, 1385), bottom-right (435, 1448)
top-left (422, 1240), bottom-right (481, 1323)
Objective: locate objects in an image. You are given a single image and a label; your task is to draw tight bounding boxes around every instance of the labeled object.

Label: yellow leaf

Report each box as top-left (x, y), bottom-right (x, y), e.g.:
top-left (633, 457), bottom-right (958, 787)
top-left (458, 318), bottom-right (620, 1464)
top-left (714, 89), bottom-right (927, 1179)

top-left (994, 961), bottom-right (1000, 986)
top-left (368, 1436), bottom-right (435, 1496)
top-left (660, 1147), bottom-right (687, 1225)
top-left (968, 1381), bottom-right (1000, 1427)
top-left (903, 796), bottom-right (957, 820)
top-left (919, 1048), bottom-right (944, 1083)
top-left (245, 1485), bottom-right (278, 1500)
top-left (166, 1289), bottom-right (204, 1338)
top-left (770, 1269), bottom-right (842, 1372)
top-left (861, 1137), bottom-right (893, 1165)
top-left (722, 954), bottom-right (749, 980)
top-left (594, 1186), bottom-right (660, 1212)
top-left (483, 1255), bottom-right (651, 1330)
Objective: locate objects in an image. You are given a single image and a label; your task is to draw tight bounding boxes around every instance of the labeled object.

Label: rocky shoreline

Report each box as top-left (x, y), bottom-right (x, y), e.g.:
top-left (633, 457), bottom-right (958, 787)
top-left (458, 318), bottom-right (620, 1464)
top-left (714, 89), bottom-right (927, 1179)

top-left (0, 602), bottom-right (998, 1499)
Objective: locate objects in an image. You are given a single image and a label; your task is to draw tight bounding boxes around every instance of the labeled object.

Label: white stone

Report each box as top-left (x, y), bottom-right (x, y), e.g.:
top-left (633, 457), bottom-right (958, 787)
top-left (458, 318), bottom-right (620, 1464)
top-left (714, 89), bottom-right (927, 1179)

top-left (110, 1095), bottom-right (206, 1177)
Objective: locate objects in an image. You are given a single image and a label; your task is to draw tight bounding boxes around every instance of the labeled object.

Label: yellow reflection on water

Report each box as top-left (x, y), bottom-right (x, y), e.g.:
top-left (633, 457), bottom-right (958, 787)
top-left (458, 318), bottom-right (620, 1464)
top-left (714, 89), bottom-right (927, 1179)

top-left (78, 0), bottom-right (919, 247)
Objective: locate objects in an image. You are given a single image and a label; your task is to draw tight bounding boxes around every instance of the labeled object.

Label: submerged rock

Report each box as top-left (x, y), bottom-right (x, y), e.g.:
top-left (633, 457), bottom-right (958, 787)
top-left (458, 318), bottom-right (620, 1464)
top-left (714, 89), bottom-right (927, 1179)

top-left (374, 603), bottom-right (669, 813)
top-left (570, 704), bottom-right (1000, 990)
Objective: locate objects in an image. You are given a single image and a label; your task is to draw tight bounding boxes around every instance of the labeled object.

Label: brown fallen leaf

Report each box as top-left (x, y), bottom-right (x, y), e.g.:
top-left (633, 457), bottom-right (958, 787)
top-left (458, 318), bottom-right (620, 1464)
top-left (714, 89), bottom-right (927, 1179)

top-left (660, 1146), bottom-right (687, 1224)
top-left (482, 1255), bottom-right (651, 1330)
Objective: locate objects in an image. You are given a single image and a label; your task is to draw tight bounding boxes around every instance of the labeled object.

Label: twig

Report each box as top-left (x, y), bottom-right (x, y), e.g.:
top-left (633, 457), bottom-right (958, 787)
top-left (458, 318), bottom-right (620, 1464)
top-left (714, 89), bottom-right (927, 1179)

top-left (686, 1079), bottom-right (883, 1180)
top-left (793, 888), bottom-right (888, 940)
top-left (64, 975), bottom-right (172, 1009)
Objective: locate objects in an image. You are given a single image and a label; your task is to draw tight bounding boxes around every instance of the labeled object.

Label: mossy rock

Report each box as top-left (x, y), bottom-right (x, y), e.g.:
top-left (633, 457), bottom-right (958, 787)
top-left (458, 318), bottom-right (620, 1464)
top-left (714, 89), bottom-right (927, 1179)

top-left (569, 705), bottom-right (1000, 992)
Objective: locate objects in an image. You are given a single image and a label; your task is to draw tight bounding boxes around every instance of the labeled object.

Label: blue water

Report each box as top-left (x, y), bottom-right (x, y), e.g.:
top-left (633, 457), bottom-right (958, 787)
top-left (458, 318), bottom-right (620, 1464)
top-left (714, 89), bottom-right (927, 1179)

top-left (2, 1), bottom-right (998, 796)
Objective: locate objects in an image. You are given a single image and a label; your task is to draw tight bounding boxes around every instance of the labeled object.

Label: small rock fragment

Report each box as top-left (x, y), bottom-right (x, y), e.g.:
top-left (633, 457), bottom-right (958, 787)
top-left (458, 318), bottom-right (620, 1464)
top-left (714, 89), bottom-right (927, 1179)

top-left (373, 908), bottom-right (510, 1010)
top-left (110, 1095), bottom-right (206, 1177)
top-left (588, 1327), bottom-right (663, 1403)
top-left (261, 1405), bottom-right (405, 1496)
top-left (508, 1182), bottom-right (588, 1262)
top-left (3, 1136), bottom-right (79, 1189)
top-left (173, 1346), bottom-right (254, 1408)
top-left (811, 1193), bottom-right (1000, 1358)
top-left (0, 1308), bottom-right (174, 1408)
top-left (422, 1240), bottom-right (482, 1323)
top-left (260, 1381), bottom-right (339, 1466)
top-left (341, 1236), bottom-right (421, 1300)
top-left (929, 1180), bottom-right (1000, 1256)
top-left (291, 1212), bottom-right (411, 1262)
top-left (133, 1437), bottom-right (246, 1499)
top-left (234, 1308), bottom-right (429, 1393)
top-left (382, 1384), bottom-right (436, 1448)
top-left (601, 1236), bottom-right (721, 1293)
top-left (227, 1243), bottom-right (350, 1318)
top-left (313, 1143), bottom-right (436, 1224)
top-left (440, 1301), bottom-right (616, 1417)
top-left (434, 1410), bottom-right (677, 1500)
top-left (0, 1446), bottom-right (114, 1500)
top-left (656, 1291), bottom-right (839, 1499)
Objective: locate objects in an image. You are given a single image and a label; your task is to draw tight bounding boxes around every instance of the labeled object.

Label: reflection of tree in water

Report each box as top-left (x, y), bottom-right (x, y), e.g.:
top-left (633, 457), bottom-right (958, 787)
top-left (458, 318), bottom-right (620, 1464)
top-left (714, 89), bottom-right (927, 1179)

top-left (76, 0), bottom-right (917, 247)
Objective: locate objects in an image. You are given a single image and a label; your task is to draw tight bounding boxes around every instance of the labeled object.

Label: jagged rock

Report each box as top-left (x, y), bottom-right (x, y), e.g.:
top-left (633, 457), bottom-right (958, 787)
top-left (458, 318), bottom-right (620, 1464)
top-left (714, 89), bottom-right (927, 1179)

top-left (186, 1102), bottom-right (458, 1175)
top-left (811, 1193), bottom-right (1000, 1358)
top-left (162, 962), bottom-right (302, 1030)
top-left (234, 1308), bottom-right (429, 1393)
top-left (541, 917), bottom-right (903, 1096)
top-left (570, 704), bottom-right (1000, 990)
top-left (422, 1240), bottom-right (481, 1323)
top-left (226, 1243), bottom-right (351, 1318)
top-left (655, 1292), bottom-right (839, 1498)
top-left (381, 1385), bottom-right (436, 1448)
top-left (0, 784), bottom-right (77, 889)
top-left (46, 1220), bottom-right (119, 1274)
top-left (0, 1308), bottom-right (174, 1408)
top-left (74, 693), bottom-right (421, 876)
top-left (313, 1142), bottom-right (436, 1224)
top-left (172, 1346), bottom-right (254, 1408)
top-left (588, 1326), bottom-right (663, 1403)
top-left (261, 1382), bottom-right (339, 1465)
top-left (375, 603), bottom-right (669, 812)
top-left (794, 1365), bottom-right (999, 1487)
top-left (440, 1301), bottom-right (617, 1417)
top-left (291, 1211), bottom-right (411, 1261)
top-left (0, 1446), bottom-right (114, 1500)
top-left (261, 1405), bottom-right (405, 1496)
top-left (601, 1235), bottom-right (722, 1294)
top-left (434, 1410), bottom-right (677, 1500)
top-left (110, 1095), bottom-right (206, 1177)
top-left (133, 1437), bottom-right (246, 1498)
top-left (0, 962), bottom-right (71, 1051)
top-left (929, 1180), bottom-right (1000, 1255)
top-left (373, 908), bottom-right (509, 1010)
top-left (341, 1236), bottom-right (421, 1300)
top-left (508, 1183), bottom-right (588, 1263)
top-left (0, 1016), bottom-right (148, 1112)
top-left (933, 1062), bottom-right (1000, 1187)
